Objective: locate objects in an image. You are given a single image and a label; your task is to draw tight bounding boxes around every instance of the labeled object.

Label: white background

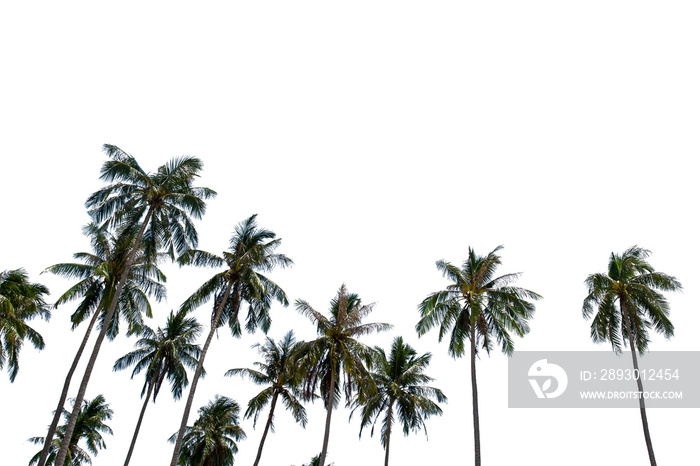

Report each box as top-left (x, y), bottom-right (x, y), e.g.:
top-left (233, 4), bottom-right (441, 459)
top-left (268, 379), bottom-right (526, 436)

top-left (1, 2), bottom-right (698, 465)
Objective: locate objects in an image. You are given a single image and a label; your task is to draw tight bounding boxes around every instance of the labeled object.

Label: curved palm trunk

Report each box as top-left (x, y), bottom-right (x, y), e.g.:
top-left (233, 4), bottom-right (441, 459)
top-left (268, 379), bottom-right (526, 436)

top-left (384, 402), bottom-right (393, 466)
top-left (621, 299), bottom-right (657, 466)
top-left (36, 306), bottom-right (101, 466)
top-left (470, 324), bottom-right (481, 466)
top-left (318, 371), bottom-right (336, 466)
top-left (123, 381), bottom-right (155, 466)
top-left (55, 208), bottom-right (154, 466)
top-left (169, 281), bottom-right (235, 466)
top-left (252, 391), bottom-right (279, 466)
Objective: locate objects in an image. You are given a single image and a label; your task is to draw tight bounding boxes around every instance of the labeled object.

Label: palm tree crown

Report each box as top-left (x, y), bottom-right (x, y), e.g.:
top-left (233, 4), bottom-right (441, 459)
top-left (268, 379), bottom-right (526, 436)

top-left (582, 245), bottom-right (682, 354)
top-left (178, 214), bottom-right (293, 335)
top-left (296, 285), bottom-right (392, 407)
top-left (86, 144), bottom-right (217, 261)
top-left (0, 268), bottom-right (50, 381)
top-left (30, 395), bottom-right (113, 466)
top-left (171, 396), bottom-right (246, 466)
top-left (416, 245), bottom-right (540, 357)
top-left (351, 336), bottom-right (446, 466)
top-left (114, 308), bottom-right (203, 401)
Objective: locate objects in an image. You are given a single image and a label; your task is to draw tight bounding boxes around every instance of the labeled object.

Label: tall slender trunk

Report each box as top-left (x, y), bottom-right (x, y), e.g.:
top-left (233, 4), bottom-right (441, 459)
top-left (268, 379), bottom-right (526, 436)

top-left (123, 380), bottom-right (155, 466)
top-left (55, 208), bottom-right (154, 466)
top-left (318, 370), bottom-right (336, 466)
top-left (470, 324), bottom-right (481, 466)
top-left (252, 391), bottom-right (279, 466)
top-left (384, 402), bottom-right (393, 466)
top-left (36, 306), bottom-right (101, 466)
top-left (621, 298), bottom-right (657, 466)
top-left (169, 281), bottom-right (235, 466)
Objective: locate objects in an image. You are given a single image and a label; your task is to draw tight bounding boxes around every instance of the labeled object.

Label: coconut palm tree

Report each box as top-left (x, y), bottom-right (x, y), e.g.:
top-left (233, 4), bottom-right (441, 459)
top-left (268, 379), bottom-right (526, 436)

top-left (351, 336), bottom-right (446, 466)
top-left (46, 223), bottom-right (166, 338)
top-left (583, 245), bottom-right (682, 466)
top-left (170, 395), bottom-right (246, 466)
top-left (226, 330), bottom-right (308, 466)
top-left (0, 268), bottom-right (50, 381)
top-left (293, 454), bottom-right (334, 466)
top-left (295, 284), bottom-right (391, 466)
top-left (53, 144), bottom-right (215, 466)
top-left (37, 223), bottom-right (166, 466)
top-left (29, 395), bottom-right (113, 466)
top-left (113, 308), bottom-right (203, 466)
top-left (416, 245), bottom-right (540, 466)
top-left (169, 214), bottom-right (292, 465)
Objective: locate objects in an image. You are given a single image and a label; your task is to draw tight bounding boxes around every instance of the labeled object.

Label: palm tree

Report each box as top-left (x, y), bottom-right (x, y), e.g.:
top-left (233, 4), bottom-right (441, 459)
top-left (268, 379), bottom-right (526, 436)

top-left (169, 214), bottom-right (292, 465)
top-left (416, 245), bottom-right (540, 466)
top-left (583, 245), bottom-right (682, 466)
top-left (37, 223), bottom-right (166, 466)
top-left (29, 395), bottom-right (113, 466)
top-left (113, 308), bottom-right (203, 466)
top-left (53, 144), bottom-right (215, 466)
top-left (351, 336), bottom-right (446, 466)
top-left (294, 454), bottom-right (334, 466)
top-left (170, 395), bottom-right (246, 466)
top-left (0, 268), bottom-right (50, 381)
top-left (295, 284), bottom-right (391, 466)
top-left (226, 330), bottom-right (308, 466)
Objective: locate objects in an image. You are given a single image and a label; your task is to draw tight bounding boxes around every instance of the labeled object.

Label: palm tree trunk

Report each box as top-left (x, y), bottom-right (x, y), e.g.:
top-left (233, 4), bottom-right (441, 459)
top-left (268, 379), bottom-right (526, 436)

top-left (123, 381), bottom-right (155, 466)
top-left (470, 324), bottom-right (481, 466)
top-left (36, 306), bottom-right (101, 466)
top-left (384, 402), bottom-right (393, 466)
top-left (621, 298), bottom-right (657, 466)
top-left (169, 281), bottom-right (235, 466)
top-left (252, 391), bottom-right (279, 466)
top-left (318, 371), bottom-right (336, 466)
top-left (55, 208), bottom-right (154, 466)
